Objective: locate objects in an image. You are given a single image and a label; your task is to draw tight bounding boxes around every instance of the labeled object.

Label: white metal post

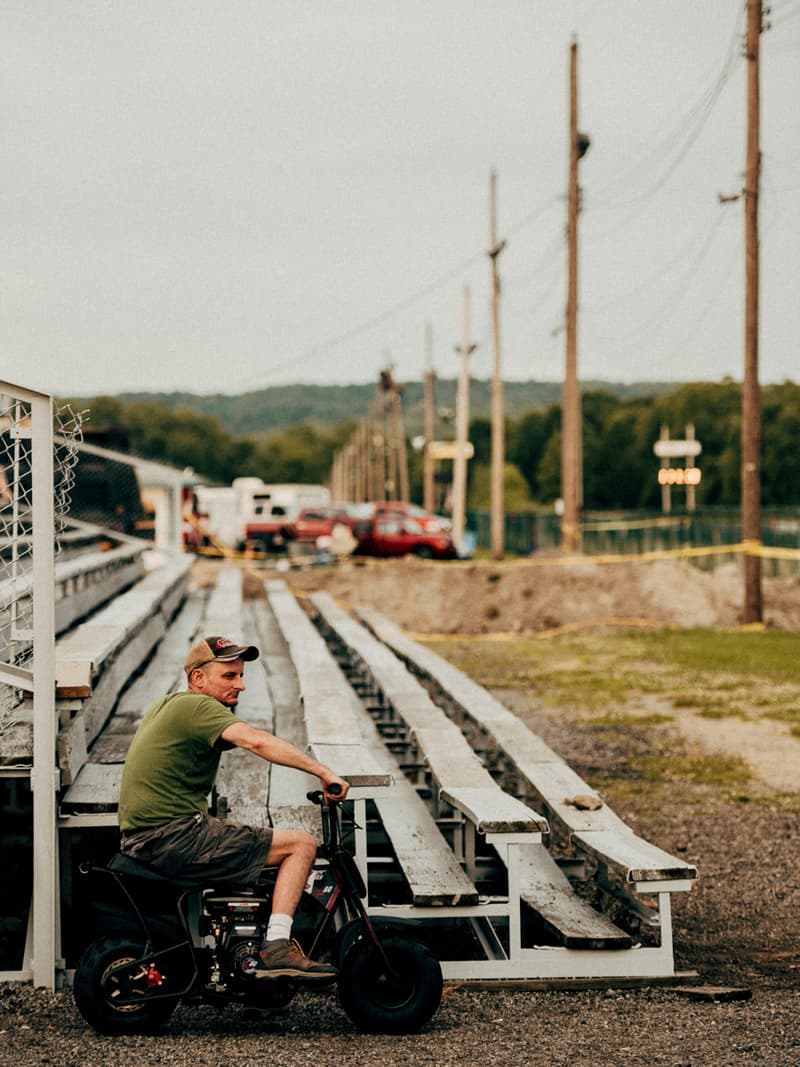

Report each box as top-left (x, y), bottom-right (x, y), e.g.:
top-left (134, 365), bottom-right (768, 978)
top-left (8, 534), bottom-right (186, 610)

top-left (30, 390), bottom-right (58, 988)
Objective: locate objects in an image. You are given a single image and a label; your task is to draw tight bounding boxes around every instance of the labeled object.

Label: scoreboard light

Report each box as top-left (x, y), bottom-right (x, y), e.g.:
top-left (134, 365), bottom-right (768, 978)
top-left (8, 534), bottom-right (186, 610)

top-left (658, 467), bottom-right (702, 486)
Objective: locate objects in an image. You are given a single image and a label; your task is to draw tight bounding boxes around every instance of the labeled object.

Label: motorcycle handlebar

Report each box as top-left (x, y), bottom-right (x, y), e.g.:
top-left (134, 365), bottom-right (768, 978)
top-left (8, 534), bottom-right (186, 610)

top-left (306, 782), bottom-right (343, 806)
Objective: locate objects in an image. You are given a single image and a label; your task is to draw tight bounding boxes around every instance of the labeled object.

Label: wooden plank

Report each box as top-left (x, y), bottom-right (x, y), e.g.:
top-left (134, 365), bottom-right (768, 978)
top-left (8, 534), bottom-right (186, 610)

top-left (268, 581), bottom-right (485, 904)
top-left (245, 600), bottom-right (319, 826)
top-left (60, 762), bottom-right (123, 814)
top-left (203, 563), bottom-right (245, 636)
top-left (412, 724), bottom-right (488, 785)
top-left (267, 581), bottom-right (376, 752)
top-left (311, 592), bottom-right (548, 837)
top-left (53, 660), bottom-right (92, 699)
top-left (115, 589), bottom-right (207, 715)
top-left (373, 782), bottom-right (479, 906)
top-left (217, 654), bottom-right (274, 827)
top-left (513, 759), bottom-right (629, 835)
top-left (87, 712), bottom-right (140, 763)
top-left (55, 555), bottom-right (145, 636)
top-left (57, 613), bottom-right (167, 784)
top-left (0, 719), bottom-right (33, 768)
top-left (54, 554), bottom-right (192, 694)
top-left (56, 625), bottom-right (127, 687)
top-left (574, 828), bottom-right (698, 884)
top-left (440, 786), bottom-right (544, 835)
top-left (357, 606), bottom-right (697, 890)
top-left (516, 843), bottom-right (632, 950)
top-left (309, 742), bottom-right (393, 788)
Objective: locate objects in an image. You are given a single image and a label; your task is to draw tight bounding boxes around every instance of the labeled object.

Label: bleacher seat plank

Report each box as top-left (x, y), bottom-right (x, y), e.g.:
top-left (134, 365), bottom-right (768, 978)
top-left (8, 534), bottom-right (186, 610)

top-left (55, 554), bottom-right (193, 696)
top-left (267, 580), bottom-right (392, 789)
top-left (310, 593), bottom-right (635, 943)
top-left (308, 741), bottom-right (401, 788)
top-left (516, 844), bottom-right (632, 950)
top-left (310, 592), bottom-right (548, 836)
top-left (440, 785), bottom-right (545, 835)
top-left (203, 563), bottom-right (248, 638)
top-left (244, 599), bottom-right (320, 831)
top-left (87, 711), bottom-right (141, 763)
top-left (60, 762), bottom-right (122, 815)
top-left (573, 828), bottom-right (698, 885)
top-left (114, 588), bottom-right (207, 714)
top-left (356, 606), bottom-right (698, 888)
top-left (54, 546), bottom-right (146, 635)
top-left (373, 780), bottom-right (480, 906)
top-left (267, 581), bottom-right (479, 905)
top-left (216, 646), bottom-right (275, 829)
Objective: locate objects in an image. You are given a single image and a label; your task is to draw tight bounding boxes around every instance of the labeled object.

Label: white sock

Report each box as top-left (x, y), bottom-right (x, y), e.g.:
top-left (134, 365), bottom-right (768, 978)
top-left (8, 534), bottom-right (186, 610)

top-left (266, 913), bottom-right (293, 942)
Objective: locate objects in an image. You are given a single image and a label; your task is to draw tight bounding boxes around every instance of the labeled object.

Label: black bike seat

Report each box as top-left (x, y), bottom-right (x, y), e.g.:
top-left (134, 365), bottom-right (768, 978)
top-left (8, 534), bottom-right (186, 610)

top-left (108, 852), bottom-right (200, 887)
top-left (107, 853), bottom-right (272, 894)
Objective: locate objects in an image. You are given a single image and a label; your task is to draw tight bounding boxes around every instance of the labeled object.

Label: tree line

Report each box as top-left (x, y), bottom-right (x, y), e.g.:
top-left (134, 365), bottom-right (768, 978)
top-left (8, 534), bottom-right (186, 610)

top-left (69, 379), bottom-right (800, 511)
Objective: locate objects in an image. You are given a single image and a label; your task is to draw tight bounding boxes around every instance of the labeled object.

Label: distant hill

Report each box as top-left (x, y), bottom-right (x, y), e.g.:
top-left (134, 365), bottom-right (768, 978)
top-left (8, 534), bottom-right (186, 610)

top-left (104, 379), bottom-right (682, 438)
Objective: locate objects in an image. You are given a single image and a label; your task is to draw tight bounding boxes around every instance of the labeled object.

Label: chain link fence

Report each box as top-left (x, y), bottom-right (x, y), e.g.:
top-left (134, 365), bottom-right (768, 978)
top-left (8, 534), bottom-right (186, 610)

top-left (0, 392), bottom-right (83, 721)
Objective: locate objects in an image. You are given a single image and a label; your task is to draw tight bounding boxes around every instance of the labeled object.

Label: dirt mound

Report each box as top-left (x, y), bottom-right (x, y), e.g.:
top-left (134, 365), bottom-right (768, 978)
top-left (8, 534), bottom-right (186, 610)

top-left (282, 555), bottom-right (800, 634)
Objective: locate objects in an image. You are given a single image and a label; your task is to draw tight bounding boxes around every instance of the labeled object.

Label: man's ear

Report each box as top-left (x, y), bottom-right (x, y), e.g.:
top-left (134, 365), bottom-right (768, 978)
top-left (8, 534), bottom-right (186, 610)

top-left (188, 667), bottom-right (206, 691)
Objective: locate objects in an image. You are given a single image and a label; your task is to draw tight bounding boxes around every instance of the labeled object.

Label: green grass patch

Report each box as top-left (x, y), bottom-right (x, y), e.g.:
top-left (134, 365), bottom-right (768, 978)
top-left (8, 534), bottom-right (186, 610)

top-left (697, 704), bottom-right (748, 720)
top-left (587, 710), bottom-right (674, 727)
top-left (422, 628), bottom-right (800, 729)
top-left (629, 750), bottom-right (752, 789)
top-left (635, 628), bottom-right (800, 682)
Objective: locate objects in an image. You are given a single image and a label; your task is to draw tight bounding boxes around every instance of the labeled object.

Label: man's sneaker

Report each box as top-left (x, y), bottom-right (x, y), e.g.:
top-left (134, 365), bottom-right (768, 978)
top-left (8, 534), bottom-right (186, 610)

top-left (254, 939), bottom-right (337, 982)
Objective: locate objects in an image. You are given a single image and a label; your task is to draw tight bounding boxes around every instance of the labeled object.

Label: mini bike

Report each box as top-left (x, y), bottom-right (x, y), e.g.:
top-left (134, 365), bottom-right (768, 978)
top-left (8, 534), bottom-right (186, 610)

top-left (73, 787), bottom-right (442, 1034)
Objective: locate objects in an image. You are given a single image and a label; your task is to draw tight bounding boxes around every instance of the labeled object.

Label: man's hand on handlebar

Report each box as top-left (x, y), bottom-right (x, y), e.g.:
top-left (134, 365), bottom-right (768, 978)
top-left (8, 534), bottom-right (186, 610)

top-left (320, 773), bottom-right (350, 803)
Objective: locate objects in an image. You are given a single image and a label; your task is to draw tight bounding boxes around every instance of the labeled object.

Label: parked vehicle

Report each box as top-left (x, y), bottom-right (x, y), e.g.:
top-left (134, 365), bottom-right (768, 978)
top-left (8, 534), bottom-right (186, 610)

top-left (72, 788), bottom-right (442, 1035)
top-left (289, 503), bottom-right (364, 544)
top-left (354, 511), bottom-right (457, 560)
top-left (370, 502), bottom-right (452, 534)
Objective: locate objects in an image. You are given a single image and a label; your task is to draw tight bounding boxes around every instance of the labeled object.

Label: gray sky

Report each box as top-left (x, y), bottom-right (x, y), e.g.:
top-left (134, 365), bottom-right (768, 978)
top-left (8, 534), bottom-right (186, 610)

top-left (3, 1), bottom-right (799, 399)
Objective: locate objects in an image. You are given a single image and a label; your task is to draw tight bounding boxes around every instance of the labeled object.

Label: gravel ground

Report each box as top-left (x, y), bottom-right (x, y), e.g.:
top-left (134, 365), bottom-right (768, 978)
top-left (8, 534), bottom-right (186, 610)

top-left (2, 785), bottom-right (798, 1067)
top-left (1, 981), bottom-right (798, 1067)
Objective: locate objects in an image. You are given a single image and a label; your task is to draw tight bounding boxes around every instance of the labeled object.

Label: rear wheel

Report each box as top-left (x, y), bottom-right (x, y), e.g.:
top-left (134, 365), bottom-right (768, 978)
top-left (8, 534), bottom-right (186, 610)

top-left (337, 936), bottom-right (442, 1034)
top-left (73, 937), bottom-right (180, 1035)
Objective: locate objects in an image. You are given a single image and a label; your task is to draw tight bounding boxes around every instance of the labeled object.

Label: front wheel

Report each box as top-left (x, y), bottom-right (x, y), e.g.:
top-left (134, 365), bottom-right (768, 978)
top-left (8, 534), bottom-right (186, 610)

top-left (337, 936), bottom-right (442, 1034)
top-left (412, 544), bottom-right (434, 559)
top-left (73, 937), bottom-right (180, 1035)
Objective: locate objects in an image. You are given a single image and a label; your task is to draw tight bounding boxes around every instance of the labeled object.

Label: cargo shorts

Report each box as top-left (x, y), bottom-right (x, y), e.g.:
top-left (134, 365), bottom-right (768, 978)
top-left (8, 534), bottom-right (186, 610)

top-left (120, 812), bottom-right (274, 885)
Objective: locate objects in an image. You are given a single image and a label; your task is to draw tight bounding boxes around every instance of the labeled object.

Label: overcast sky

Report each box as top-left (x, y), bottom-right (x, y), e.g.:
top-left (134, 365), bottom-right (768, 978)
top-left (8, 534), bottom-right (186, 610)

top-left (2, 1), bottom-right (799, 400)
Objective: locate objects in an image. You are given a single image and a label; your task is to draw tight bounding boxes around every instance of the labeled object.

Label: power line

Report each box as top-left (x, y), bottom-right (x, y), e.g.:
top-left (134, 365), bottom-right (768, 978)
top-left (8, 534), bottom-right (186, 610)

top-left (255, 196), bottom-right (560, 381)
top-left (581, 213), bottom-right (729, 314)
top-left (591, 5), bottom-right (744, 209)
top-left (586, 209), bottom-right (734, 349)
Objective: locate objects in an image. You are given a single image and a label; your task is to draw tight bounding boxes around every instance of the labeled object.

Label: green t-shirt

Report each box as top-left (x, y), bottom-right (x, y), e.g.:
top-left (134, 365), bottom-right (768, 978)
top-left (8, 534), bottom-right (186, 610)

top-left (118, 691), bottom-right (241, 831)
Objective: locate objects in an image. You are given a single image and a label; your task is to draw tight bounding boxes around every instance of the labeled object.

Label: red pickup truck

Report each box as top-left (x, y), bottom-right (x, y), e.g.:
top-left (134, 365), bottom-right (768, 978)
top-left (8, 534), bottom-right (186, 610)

top-left (354, 505), bottom-right (457, 560)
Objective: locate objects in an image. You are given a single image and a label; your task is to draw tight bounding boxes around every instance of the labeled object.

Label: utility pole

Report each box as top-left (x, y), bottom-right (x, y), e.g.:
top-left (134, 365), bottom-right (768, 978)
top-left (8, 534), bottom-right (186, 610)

top-left (489, 169), bottom-right (507, 561)
top-left (423, 321), bottom-right (436, 513)
top-left (391, 381), bottom-right (410, 502)
top-left (561, 37), bottom-right (589, 553)
top-left (742, 0), bottom-right (762, 623)
top-left (452, 286), bottom-right (476, 547)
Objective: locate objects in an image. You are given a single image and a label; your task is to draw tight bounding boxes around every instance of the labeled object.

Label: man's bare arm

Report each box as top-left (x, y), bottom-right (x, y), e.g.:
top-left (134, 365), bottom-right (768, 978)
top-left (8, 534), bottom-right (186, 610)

top-left (220, 720), bottom-right (349, 799)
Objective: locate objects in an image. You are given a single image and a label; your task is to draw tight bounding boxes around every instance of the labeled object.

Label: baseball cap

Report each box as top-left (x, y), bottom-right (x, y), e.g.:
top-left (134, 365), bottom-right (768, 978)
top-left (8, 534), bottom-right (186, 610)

top-left (185, 635), bottom-right (260, 675)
